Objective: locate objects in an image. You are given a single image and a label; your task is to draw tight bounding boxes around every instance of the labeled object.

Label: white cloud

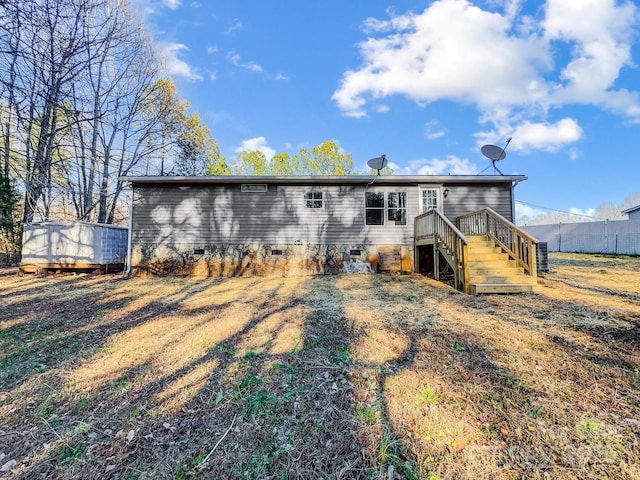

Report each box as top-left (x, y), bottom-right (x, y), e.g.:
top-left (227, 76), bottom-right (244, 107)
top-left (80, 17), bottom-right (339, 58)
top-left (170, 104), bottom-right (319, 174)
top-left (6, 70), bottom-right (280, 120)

top-left (391, 155), bottom-right (478, 175)
top-left (334, 0), bottom-right (640, 146)
top-left (543, 0), bottom-right (639, 114)
top-left (209, 72), bottom-right (217, 81)
top-left (235, 137), bottom-right (276, 159)
top-left (476, 117), bottom-right (583, 152)
top-left (424, 121), bottom-right (446, 140)
top-left (333, 0), bottom-right (550, 118)
top-left (226, 51), bottom-right (289, 81)
top-left (207, 46), bottom-right (218, 54)
top-left (228, 50), bottom-right (263, 73)
top-left (568, 147), bottom-right (582, 161)
top-left (158, 43), bottom-right (203, 81)
top-left (162, 0), bottom-right (180, 10)
top-left (225, 19), bottom-right (243, 35)
top-left (569, 207), bottom-right (596, 218)
top-left (515, 202), bottom-right (546, 222)
top-left (130, 0), bottom-right (154, 17)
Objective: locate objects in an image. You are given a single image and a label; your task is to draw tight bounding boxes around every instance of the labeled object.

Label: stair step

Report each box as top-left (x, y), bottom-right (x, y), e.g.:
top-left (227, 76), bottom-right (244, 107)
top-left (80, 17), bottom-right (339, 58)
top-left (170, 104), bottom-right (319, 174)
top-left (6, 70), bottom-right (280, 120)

top-left (468, 266), bottom-right (525, 275)
top-left (470, 283), bottom-right (536, 295)
top-left (469, 274), bottom-right (536, 284)
top-left (468, 252), bottom-right (510, 261)
top-left (467, 246), bottom-right (503, 254)
top-left (468, 260), bottom-right (518, 269)
top-left (466, 238), bottom-right (495, 244)
top-left (466, 235), bottom-right (490, 242)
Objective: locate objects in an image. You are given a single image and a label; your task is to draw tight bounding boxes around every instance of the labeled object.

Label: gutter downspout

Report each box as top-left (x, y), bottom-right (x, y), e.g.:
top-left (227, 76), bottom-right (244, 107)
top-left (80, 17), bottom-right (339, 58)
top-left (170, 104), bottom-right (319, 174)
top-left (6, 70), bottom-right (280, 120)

top-left (125, 192), bottom-right (133, 275)
top-left (511, 179), bottom-right (521, 222)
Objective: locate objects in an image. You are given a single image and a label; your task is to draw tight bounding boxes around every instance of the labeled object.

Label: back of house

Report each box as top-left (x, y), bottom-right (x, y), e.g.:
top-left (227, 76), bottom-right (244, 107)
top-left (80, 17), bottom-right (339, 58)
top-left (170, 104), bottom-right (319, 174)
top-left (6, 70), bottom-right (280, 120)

top-left (123, 175), bottom-right (524, 277)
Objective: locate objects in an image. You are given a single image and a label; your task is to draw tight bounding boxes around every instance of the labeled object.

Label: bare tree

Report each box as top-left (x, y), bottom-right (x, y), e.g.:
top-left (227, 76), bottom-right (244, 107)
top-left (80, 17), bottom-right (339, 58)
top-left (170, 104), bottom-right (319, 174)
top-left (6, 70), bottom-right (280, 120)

top-left (0, 0), bottom-right (109, 222)
top-left (60, 0), bottom-right (163, 222)
top-left (1, 0), bottom-right (226, 225)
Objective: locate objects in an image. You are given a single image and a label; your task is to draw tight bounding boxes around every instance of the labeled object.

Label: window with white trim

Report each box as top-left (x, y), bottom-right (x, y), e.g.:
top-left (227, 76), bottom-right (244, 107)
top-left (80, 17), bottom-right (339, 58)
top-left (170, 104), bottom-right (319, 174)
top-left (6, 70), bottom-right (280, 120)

top-left (365, 192), bottom-right (384, 225)
top-left (420, 188), bottom-right (439, 213)
top-left (304, 191), bottom-right (323, 208)
top-left (365, 191), bottom-right (407, 226)
top-left (387, 192), bottom-right (407, 225)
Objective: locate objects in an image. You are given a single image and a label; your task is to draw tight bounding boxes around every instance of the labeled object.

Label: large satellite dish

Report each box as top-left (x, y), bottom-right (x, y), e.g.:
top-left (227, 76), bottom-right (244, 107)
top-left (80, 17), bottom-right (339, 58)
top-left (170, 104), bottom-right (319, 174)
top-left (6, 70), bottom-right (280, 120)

top-left (367, 155), bottom-right (388, 175)
top-left (481, 137), bottom-right (511, 175)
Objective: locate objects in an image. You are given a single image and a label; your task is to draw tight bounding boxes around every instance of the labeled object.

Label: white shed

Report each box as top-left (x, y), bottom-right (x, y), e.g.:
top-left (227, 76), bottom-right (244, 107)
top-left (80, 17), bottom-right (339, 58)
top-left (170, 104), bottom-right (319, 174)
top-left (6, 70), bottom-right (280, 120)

top-left (20, 222), bottom-right (128, 274)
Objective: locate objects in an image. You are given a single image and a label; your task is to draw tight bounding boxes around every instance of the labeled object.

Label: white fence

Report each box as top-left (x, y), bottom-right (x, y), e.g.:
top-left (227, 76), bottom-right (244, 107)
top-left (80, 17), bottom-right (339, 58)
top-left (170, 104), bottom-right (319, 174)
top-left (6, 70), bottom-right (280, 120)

top-left (524, 219), bottom-right (640, 255)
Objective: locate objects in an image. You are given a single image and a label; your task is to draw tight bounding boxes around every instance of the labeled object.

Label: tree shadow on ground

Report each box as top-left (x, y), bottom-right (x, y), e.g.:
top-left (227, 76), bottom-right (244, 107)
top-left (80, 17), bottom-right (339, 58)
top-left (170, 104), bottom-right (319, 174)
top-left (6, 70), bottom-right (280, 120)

top-left (336, 273), bottom-right (640, 480)
top-left (1, 274), bottom-right (375, 479)
top-left (3, 269), bottom-right (639, 480)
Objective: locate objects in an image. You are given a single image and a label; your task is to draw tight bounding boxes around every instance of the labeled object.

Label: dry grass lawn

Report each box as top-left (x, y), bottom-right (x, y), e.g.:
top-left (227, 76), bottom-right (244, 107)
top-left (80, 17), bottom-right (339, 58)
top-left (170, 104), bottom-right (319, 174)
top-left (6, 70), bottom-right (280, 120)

top-left (1, 252), bottom-right (639, 479)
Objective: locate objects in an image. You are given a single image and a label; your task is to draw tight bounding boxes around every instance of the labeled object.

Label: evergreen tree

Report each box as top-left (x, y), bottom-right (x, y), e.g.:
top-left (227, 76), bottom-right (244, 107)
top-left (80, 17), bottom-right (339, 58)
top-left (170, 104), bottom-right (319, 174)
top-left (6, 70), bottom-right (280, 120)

top-left (0, 171), bottom-right (19, 264)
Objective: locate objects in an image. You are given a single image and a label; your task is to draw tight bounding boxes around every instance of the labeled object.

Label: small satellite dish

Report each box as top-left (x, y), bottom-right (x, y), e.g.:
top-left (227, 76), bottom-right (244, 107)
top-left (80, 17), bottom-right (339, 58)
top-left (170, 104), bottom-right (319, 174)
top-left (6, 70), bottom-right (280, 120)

top-left (367, 155), bottom-right (388, 175)
top-left (480, 137), bottom-right (512, 175)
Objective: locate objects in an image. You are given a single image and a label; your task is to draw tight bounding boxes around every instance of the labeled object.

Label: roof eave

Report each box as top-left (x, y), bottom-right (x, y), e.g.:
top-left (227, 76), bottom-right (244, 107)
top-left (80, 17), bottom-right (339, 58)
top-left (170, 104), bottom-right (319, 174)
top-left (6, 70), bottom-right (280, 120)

top-left (621, 205), bottom-right (640, 215)
top-left (118, 174), bottom-right (527, 185)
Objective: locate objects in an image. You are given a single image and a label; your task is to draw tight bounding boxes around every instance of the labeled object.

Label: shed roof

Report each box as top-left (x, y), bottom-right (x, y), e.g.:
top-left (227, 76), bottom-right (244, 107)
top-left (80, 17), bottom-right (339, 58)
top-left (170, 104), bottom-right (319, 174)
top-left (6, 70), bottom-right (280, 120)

top-left (25, 220), bottom-right (128, 229)
top-left (119, 174), bottom-right (527, 186)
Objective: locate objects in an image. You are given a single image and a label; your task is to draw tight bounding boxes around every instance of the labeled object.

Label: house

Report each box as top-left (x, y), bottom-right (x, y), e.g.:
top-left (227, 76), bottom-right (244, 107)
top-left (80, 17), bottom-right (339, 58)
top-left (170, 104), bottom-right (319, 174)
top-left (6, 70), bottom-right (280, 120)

top-left (622, 204), bottom-right (640, 222)
top-left (122, 175), bottom-right (537, 293)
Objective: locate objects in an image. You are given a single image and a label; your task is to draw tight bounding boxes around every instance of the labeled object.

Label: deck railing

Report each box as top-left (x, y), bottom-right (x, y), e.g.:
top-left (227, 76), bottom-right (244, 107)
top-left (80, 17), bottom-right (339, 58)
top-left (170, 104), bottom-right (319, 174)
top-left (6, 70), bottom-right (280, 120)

top-left (457, 208), bottom-right (538, 279)
top-left (415, 209), bottom-right (469, 291)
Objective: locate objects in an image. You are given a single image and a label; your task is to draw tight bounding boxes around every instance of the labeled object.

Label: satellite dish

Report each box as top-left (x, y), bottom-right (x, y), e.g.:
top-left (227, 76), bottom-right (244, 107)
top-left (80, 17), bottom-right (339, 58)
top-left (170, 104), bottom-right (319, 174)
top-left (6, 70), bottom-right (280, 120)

top-left (480, 137), bottom-right (512, 175)
top-left (481, 144), bottom-right (507, 162)
top-left (367, 154), bottom-right (388, 175)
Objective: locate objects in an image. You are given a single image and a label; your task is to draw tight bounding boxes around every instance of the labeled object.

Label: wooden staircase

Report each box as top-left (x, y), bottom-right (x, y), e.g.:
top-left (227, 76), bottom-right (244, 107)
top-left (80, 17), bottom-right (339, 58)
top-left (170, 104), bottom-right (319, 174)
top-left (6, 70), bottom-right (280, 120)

top-left (466, 235), bottom-right (536, 294)
top-left (415, 208), bottom-right (539, 295)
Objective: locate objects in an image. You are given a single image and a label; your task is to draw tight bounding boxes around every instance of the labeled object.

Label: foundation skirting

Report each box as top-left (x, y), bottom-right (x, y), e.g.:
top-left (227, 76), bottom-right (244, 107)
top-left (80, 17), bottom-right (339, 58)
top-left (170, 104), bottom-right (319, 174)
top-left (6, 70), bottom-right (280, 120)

top-left (131, 243), bottom-right (414, 277)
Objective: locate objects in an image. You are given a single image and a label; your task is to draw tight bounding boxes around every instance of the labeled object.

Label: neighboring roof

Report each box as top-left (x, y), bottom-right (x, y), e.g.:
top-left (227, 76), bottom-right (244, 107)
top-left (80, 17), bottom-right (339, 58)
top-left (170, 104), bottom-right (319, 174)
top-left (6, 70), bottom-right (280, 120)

top-left (622, 205), bottom-right (640, 215)
top-left (119, 174), bottom-right (527, 186)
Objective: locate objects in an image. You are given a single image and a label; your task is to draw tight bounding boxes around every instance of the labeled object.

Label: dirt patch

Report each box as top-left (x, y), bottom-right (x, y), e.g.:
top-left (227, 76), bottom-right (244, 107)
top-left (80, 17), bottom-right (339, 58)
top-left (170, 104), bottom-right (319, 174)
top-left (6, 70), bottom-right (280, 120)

top-left (1, 253), bottom-right (639, 479)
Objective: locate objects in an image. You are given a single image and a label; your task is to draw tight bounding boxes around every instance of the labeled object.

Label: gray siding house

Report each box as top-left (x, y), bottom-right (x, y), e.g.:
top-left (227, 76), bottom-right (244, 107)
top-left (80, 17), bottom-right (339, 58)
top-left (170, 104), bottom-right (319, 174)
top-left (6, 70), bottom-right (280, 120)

top-left (622, 205), bottom-right (640, 222)
top-left (123, 175), bottom-right (525, 276)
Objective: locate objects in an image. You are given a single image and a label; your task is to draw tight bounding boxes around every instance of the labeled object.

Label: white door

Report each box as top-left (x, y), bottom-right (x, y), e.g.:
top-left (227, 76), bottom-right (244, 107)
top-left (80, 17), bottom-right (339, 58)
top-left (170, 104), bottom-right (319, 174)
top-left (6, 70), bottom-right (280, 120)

top-left (419, 187), bottom-right (443, 214)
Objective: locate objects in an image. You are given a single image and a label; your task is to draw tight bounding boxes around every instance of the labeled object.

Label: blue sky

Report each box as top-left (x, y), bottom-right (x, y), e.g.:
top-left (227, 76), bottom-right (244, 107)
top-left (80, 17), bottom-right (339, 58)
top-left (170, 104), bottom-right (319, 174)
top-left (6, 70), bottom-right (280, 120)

top-left (132, 0), bottom-right (640, 221)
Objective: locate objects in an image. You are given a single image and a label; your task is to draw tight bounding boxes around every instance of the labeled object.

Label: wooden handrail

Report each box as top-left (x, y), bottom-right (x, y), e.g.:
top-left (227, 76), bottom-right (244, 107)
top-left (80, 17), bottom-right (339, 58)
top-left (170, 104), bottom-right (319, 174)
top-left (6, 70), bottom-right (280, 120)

top-left (457, 208), bottom-right (539, 279)
top-left (415, 210), bottom-right (469, 291)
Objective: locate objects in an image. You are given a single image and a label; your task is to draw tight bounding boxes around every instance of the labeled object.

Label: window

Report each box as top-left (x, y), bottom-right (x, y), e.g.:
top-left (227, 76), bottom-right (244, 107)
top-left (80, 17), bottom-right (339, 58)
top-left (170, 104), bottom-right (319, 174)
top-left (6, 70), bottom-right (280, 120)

top-left (241, 184), bottom-right (268, 192)
top-left (304, 191), bottom-right (323, 209)
top-left (365, 191), bottom-right (407, 226)
top-left (387, 192), bottom-right (407, 225)
top-left (421, 188), bottom-right (439, 213)
top-left (365, 192), bottom-right (385, 225)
